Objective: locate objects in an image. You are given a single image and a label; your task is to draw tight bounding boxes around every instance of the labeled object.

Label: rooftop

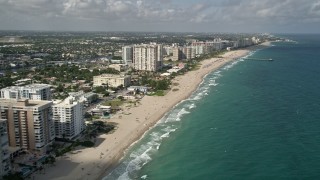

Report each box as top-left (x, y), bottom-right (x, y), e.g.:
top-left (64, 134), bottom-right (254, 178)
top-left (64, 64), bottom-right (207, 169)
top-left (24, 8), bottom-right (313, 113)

top-left (0, 99), bottom-right (52, 108)
top-left (1, 84), bottom-right (51, 91)
top-left (94, 74), bottom-right (130, 78)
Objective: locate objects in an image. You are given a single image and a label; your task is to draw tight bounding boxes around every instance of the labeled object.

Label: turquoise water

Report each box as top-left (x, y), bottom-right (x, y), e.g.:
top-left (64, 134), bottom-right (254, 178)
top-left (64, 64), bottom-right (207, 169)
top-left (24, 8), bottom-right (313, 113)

top-left (104, 34), bottom-right (320, 180)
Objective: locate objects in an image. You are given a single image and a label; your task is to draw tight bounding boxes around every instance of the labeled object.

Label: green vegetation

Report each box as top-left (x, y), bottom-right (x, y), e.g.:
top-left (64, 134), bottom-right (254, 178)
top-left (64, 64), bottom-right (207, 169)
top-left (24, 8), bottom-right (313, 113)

top-left (103, 99), bottom-right (124, 107)
top-left (149, 90), bottom-right (165, 96)
top-left (112, 56), bottom-right (122, 60)
top-left (43, 155), bottom-right (56, 166)
top-left (79, 141), bottom-right (95, 147)
top-left (54, 139), bottom-right (96, 157)
top-left (2, 173), bottom-right (23, 180)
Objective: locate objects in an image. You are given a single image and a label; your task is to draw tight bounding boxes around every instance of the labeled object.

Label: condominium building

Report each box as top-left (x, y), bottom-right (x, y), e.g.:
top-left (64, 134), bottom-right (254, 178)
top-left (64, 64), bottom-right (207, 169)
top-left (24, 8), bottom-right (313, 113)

top-left (0, 119), bottom-right (10, 176)
top-left (172, 46), bottom-right (196, 61)
top-left (163, 46), bottom-right (173, 56)
top-left (191, 39), bottom-right (223, 55)
top-left (52, 97), bottom-right (85, 140)
top-left (181, 47), bottom-right (196, 60)
top-left (0, 99), bottom-right (55, 154)
top-left (133, 44), bottom-right (163, 71)
top-left (172, 47), bottom-right (180, 61)
top-left (122, 46), bottom-right (133, 65)
top-left (0, 84), bottom-right (52, 100)
top-left (93, 74), bottom-right (131, 88)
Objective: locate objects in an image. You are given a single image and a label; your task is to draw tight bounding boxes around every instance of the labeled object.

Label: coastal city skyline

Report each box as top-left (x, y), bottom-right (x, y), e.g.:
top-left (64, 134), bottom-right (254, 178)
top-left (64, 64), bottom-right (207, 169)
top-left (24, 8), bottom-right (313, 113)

top-left (1, 1), bottom-right (320, 180)
top-left (0, 0), bottom-right (320, 33)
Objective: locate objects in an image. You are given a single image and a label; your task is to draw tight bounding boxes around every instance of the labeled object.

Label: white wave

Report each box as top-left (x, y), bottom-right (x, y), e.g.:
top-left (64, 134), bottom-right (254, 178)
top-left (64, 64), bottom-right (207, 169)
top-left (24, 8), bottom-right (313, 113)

top-left (209, 83), bottom-right (218, 86)
top-left (222, 60), bottom-right (240, 70)
top-left (141, 175), bottom-right (148, 179)
top-left (117, 172), bottom-right (130, 180)
top-left (188, 103), bottom-right (196, 109)
top-left (165, 108), bottom-right (190, 123)
top-left (127, 146), bottom-right (152, 171)
top-left (160, 132), bottom-right (170, 138)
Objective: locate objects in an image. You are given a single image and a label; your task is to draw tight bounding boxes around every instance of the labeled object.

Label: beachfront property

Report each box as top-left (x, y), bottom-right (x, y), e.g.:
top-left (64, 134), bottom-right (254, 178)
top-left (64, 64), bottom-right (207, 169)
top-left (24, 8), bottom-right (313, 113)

top-left (191, 39), bottom-right (223, 55)
top-left (68, 91), bottom-right (98, 107)
top-left (172, 46), bottom-right (196, 61)
top-left (133, 43), bottom-right (163, 71)
top-left (93, 74), bottom-right (131, 88)
top-left (122, 46), bottom-right (133, 65)
top-left (0, 119), bottom-right (11, 176)
top-left (0, 99), bottom-right (55, 154)
top-left (52, 97), bottom-right (85, 140)
top-left (89, 104), bottom-right (111, 116)
top-left (127, 86), bottom-right (149, 94)
top-left (0, 84), bottom-right (52, 100)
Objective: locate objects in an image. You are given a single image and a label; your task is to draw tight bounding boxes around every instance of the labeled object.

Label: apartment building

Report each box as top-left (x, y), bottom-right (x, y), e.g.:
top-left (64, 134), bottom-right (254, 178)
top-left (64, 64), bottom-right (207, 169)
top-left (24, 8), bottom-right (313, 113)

top-left (191, 39), bottom-right (223, 55)
top-left (93, 74), bottom-right (131, 88)
top-left (0, 99), bottom-right (55, 154)
top-left (172, 47), bottom-right (180, 61)
top-left (133, 44), bottom-right (163, 71)
top-left (172, 46), bottom-right (196, 61)
top-left (0, 119), bottom-right (10, 176)
top-left (181, 47), bottom-right (196, 60)
top-left (122, 46), bottom-right (133, 65)
top-left (52, 97), bottom-right (85, 140)
top-left (0, 84), bottom-right (52, 100)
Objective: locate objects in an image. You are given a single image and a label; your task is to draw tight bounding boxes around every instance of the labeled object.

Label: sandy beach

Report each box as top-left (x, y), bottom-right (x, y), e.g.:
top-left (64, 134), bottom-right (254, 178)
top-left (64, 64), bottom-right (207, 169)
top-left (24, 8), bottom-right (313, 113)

top-left (33, 43), bottom-right (270, 180)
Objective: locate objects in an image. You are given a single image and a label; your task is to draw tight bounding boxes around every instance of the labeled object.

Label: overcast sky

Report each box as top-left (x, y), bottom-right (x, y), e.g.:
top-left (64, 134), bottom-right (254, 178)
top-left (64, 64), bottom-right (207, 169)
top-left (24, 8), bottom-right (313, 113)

top-left (0, 0), bottom-right (319, 33)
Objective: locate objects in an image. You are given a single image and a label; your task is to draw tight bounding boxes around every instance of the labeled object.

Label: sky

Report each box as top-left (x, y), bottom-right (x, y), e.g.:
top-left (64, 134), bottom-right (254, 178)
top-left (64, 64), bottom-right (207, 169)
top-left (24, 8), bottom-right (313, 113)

top-left (0, 0), bottom-right (320, 33)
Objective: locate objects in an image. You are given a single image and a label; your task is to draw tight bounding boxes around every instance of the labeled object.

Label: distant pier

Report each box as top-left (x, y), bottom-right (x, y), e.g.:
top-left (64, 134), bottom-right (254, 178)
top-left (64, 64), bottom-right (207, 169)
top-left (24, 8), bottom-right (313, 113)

top-left (244, 58), bottom-right (273, 61)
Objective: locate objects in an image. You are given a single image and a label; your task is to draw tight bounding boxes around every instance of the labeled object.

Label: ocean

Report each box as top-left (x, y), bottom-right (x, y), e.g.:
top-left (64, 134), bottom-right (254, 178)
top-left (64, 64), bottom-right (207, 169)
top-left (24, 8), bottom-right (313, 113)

top-left (104, 34), bottom-right (320, 180)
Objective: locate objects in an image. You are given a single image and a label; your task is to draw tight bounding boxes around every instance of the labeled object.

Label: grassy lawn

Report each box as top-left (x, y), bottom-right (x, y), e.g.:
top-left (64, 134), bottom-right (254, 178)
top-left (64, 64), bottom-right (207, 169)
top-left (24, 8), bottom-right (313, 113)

top-left (148, 90), bottom-right (165, 96)
top-left (102, 99), bottom-right (124, 107)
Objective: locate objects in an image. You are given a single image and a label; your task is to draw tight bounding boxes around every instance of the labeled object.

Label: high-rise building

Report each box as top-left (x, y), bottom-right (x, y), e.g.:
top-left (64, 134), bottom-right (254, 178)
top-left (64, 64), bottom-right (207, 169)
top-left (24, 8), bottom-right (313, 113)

top-left (122, 46), bottom-right (133, 65)
top-left (172, 46), bottom-right (196, 61)
top-left (0, 99), bottom-right (55, 154)
top-left (52, 97), bottom-right (85, 140)
top-left (191, 39), bottom-right (222, 55)
top-left (163, 46), bottom-right (173, 56)
top-left (181, 47), bottom-right (196, 60)
top-left (133, 44), bottom-right (163, 72)
top-left (0, 84), bottom-right (52, 100)
top-left (172, 47), bottom-right (180, 61)
top-left (0, 119), bottom-right (10, 176)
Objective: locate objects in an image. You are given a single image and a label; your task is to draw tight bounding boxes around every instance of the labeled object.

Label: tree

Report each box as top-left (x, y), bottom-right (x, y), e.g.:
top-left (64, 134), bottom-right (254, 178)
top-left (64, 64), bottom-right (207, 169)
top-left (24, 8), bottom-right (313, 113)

top-left (156, 79), bottom-right (170, 90)
top-left (56, 84), bottom-right (64, 92)
top-left (47, 155), bottom-right (56, 165)
top-left (118, 96), bottom-right (124, 101)
top-left (2, 172), bottom-right (23, 180)
top-left (103, 91), bottom-right (110, 97)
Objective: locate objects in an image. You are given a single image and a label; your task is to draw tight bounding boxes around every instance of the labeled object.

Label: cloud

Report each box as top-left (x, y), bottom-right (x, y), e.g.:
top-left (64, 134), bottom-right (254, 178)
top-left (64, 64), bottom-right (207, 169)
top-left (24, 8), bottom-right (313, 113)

top-left (0, 0), bottom-right (319, 32)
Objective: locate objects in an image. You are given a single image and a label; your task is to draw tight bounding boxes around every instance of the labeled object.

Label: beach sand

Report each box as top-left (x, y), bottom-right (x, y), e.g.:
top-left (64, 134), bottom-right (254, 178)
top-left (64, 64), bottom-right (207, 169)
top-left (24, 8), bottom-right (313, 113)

top-left (33, 43), bottom-right (270, 180)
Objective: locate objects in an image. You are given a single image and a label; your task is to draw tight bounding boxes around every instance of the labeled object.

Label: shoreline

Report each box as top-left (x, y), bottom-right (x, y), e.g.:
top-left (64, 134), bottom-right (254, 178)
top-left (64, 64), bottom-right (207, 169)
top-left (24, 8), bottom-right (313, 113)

top-left (33, 42), bottom-right (271, 180)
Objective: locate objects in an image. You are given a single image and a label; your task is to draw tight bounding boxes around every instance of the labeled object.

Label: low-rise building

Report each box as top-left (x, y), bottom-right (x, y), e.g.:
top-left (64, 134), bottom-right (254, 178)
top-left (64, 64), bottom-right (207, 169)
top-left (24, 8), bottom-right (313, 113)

top-left (127, 86), bottom-right (149, 94)
top-left (109, 64), bottom-right (128, 72)
top-left (93, 74), bottom-right (131, 88)
top-left (69, 91), bottom-right (98, 107)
